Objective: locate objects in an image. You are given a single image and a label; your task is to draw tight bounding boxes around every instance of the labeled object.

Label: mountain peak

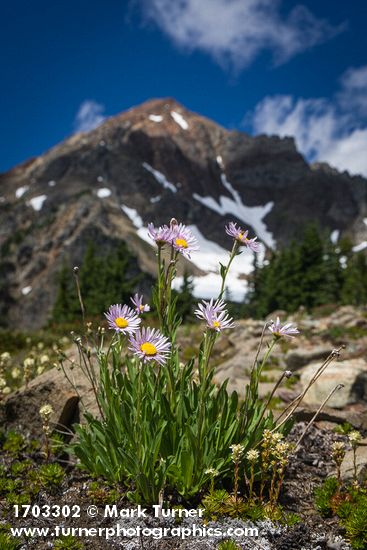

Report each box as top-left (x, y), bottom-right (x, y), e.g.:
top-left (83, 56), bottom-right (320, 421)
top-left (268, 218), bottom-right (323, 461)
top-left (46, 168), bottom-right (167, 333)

top-left (1, 99), bottom-right (366, 329)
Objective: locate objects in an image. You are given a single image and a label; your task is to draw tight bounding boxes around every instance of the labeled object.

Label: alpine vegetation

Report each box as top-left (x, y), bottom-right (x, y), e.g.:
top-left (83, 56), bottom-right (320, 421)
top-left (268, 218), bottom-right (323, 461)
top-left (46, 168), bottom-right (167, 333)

top-left (59, 218), bottom-right (339, 510)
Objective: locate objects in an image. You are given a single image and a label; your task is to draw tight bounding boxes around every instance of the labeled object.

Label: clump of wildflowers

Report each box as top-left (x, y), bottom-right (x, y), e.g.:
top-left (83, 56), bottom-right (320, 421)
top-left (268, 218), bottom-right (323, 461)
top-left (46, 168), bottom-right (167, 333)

top-left (225, 222), bottom-right (260, 252)
top-left (268, 317), bottom-right (299, 339)
top-left (256, 430), bottom-right (292, 506)
top-left (64, 216), bottom-right (313, 508)
top-left (260, 430), bottom-right (280, 501)
top-left (270, 440), bottom-right (291, 506)
top-left (129, 327), bottom-right (171, 365)
top-left (104, 304), bottom-right (141, 334)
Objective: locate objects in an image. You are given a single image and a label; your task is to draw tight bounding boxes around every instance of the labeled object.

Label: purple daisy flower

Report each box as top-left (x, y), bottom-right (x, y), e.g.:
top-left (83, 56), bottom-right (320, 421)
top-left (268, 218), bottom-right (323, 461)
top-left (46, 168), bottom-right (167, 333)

top-left (225, 222), bottom-right (261, 252)
top-left (195, 299), bottom-right (234, 332)
top-left (268, 317), bottom-right (299, 339)
top-left (104, 304), bottom-right (141, 334)
top-left (129, 327), bottom-right (171, 365)
top-left (147, 223), bottom-right (174, 246)
top-left (195, 298), bottom-right (226, 319)
top-left (130, 293), bottom-right (150, 314)
top-left (171, 223), bottom-right (199, 258)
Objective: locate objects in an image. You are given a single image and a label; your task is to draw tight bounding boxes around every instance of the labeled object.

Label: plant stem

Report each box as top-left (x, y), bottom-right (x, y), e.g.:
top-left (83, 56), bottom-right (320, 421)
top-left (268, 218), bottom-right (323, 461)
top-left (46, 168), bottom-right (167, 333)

top-left (293, 383), bottom-right (344, 452)
top-left (353, 447), bottom-right (358, 484)
top-left (234, 462), bottom-right (239, 503)
top-left (219, 241), bottom-right (239, 299)
top-left (252, 369), bottom-right (289, 436)
top-left (249, 463), bottom-right (255, 501)
top-left (274, 347), bottom-right (344, 432)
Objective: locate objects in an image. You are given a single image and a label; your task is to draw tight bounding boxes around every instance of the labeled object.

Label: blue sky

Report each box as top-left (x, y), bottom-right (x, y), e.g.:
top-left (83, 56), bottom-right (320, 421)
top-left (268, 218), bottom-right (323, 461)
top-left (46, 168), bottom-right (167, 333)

top-left (1, 0), bottom-right (367, 175)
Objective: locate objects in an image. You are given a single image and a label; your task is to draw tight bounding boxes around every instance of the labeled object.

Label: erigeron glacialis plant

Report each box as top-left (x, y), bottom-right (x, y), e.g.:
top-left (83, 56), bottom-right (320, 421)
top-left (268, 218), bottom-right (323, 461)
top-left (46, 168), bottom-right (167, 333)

top-left (62, 218), bottom-right (341, 505)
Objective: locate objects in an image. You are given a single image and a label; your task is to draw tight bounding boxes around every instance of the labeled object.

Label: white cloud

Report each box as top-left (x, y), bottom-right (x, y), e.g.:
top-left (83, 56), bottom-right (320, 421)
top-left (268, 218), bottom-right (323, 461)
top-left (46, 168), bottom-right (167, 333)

top-left (74, 100), bottom-right (106, 132)
top-left (338, 65), bottom-right (367, 118)
top-left (139, 0), bottom-right (344, 71)
top-left (251, 65), bottom-right (367, 177)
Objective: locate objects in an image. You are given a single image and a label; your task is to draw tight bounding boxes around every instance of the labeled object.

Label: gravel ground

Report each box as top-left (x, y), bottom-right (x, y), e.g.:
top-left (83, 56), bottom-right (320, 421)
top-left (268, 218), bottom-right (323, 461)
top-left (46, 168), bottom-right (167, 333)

top-left (1, 422), bottom-right (353, 549)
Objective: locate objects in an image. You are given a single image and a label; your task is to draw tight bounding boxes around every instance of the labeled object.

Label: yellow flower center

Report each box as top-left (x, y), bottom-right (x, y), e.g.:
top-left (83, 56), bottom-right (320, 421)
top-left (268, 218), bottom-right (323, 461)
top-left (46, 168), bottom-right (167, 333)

top-left (141, 342), bottom-right (157, 356)
top-left (115, 317), bottom-right (129, 328)
top-left (175, 237), bottom-right (188, 249)
top-left (213, 320), bottom-right (221, 328)
top-left (139, 304), bottom-right (144, 311)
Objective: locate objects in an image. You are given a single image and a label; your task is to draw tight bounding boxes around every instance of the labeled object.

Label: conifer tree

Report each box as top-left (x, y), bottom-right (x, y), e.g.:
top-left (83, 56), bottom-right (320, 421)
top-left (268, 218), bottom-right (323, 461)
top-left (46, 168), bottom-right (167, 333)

top-left (246, 224), bottom-right (367, 317)
top-left (341, 253), bottom-right (367, 305)
top-left (52, 241), bottom-right (142, 322)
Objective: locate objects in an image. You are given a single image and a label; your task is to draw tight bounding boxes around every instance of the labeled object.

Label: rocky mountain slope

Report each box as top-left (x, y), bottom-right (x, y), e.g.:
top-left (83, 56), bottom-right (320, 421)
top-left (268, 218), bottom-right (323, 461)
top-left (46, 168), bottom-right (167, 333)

top-left (1, 98), bottom-right (367, 329)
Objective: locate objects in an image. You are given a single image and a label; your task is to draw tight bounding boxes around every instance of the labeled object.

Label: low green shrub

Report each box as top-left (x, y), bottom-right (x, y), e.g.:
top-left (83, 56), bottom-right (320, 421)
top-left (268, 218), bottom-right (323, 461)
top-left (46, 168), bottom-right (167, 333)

top-left (38, 463), bottom-right (65, 491)
top-left (0, 532), bottom-right (20, 550)
top-left (54, 535), bottom-right (84, 550)
top-left (315, 478), bottom-right (367, 549)
top-left (314, 477), bottom-right (339, 517)
top-left (218, 540), bottom-right (241, 550)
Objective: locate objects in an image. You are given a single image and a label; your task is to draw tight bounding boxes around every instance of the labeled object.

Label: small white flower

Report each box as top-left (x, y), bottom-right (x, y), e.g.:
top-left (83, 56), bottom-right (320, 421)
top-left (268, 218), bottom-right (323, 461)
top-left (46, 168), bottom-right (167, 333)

top-left (246, 449), bottom-right (260, 463)
top-left (24, 357), bottom-right (35, 368)
top-left (39, 404), bottom-right (54, 422)
top-left (348, 431), bottom-right (362, 445)
top-left (230, 443), bottom-right (245, 463)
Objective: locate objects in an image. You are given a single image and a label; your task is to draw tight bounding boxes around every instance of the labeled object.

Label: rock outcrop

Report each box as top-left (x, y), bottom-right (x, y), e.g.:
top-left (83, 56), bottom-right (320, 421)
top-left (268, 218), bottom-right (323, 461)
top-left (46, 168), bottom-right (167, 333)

top-left (300, 358), bottom-right (367, 408)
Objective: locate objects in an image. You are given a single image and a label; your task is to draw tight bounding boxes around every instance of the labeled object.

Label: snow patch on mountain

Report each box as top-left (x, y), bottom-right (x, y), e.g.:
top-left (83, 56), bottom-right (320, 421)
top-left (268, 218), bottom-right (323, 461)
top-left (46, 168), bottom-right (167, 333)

top-left (142, 163), bottom-right (177, 193)
top-left (193, 171), bottom-right (275, 248)
top-left (97, 188), bottom-right (111, 198)
top-left (149, 114), bottom-right (163, 122)
top-left (121, 205), bottom-right (143, 228)
top-left (28, 195), bottom-right (47, 211)
top-left (121, 205), bottom-right (153, 246)
top-left (170, 111), bottom-right (189, 130)
top-left (216, 155), bottom-right (224, 169)
top-left (150, 196), bottom-right (161, 203)
top-left (21, 286), bottom-right (32, 296)
top-left (15, 186), bottom-right (29, 199)
top-left (173, 225), bottom-right (260, 301)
